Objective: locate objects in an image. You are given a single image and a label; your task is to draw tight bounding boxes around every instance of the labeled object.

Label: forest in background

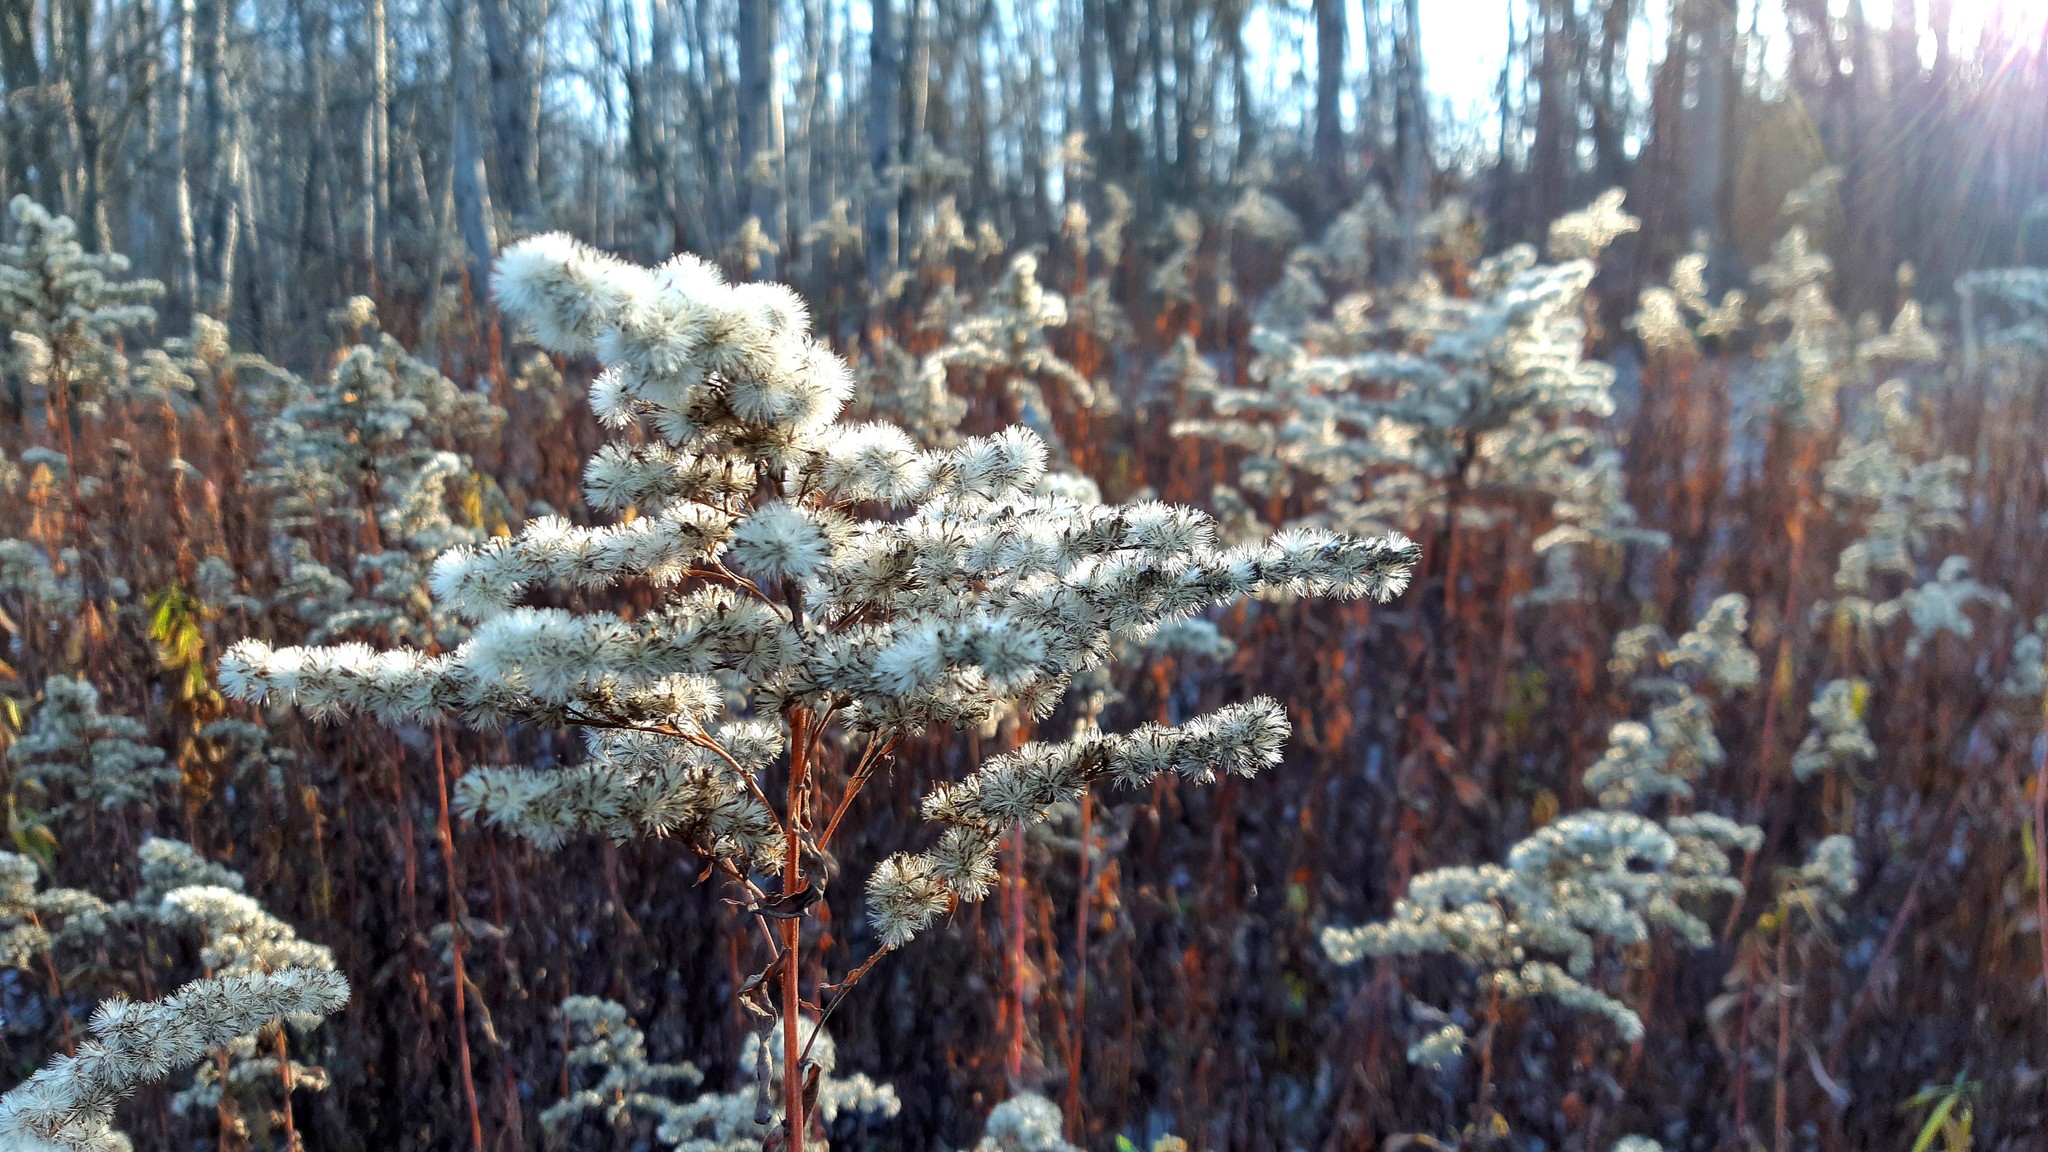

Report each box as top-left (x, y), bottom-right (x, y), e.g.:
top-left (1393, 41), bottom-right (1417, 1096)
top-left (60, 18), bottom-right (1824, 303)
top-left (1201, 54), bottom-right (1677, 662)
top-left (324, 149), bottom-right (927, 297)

top-left (0, 1), bottom-right (2045, 1151)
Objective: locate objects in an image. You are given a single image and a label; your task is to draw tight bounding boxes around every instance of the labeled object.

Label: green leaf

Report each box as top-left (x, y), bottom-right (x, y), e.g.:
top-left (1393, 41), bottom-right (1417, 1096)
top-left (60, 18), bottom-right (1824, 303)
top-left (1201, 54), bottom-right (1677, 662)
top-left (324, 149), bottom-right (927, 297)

top-left (2024, 819), bottom-right (2039, 894)
top-left (8, 811), bottom-right (57, 873)
top-left (1911, 1094), bottom-right (1960, 1152)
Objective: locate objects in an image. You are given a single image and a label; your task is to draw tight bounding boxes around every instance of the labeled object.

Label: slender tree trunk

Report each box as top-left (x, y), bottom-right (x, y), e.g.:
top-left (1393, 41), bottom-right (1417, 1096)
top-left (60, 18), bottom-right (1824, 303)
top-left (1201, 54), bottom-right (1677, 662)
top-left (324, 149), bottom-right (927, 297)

top-left (202, 0), bottom-right (240, 311)
top-left (1530, 0), bottom-right (1569, 231)
top-left (1394, 0), bottom-right (1428, 274)
top-left (479, 0), bottom-right (538, 221)
top-left (1587, 0), bottom-right (1632, 188)
top-left (1079, 0), bottom-right (1103, 147)
top-left (1225, 2), bottom-right (1253, 169)
top-left (866, 0), bottom-right (899, 286)
top-left (781, 708), bottom-right (813, 1151)
top-left (1314, 0), bottom-right (1347, 213)
top-left (295, 0), bottom-right (337, 316)
top-left (738, 0), bottom-right (783, 276)
top-left (1688, 0), bottom-right (1737, 265)
top-left (0, 2), bottom-right (44, 201)
top-left (1145, 0), bottom-right (1167, 197)
top-left (362, 0), bottom-right (390, 290)
top-left (170, 0), bottom-right (199, 313)
top-left (63, 0), bottom-right (107, 250)
top-left (900, 0), bottom-right (930, 262)
top-left (451, 0), bottom-right (497, 296)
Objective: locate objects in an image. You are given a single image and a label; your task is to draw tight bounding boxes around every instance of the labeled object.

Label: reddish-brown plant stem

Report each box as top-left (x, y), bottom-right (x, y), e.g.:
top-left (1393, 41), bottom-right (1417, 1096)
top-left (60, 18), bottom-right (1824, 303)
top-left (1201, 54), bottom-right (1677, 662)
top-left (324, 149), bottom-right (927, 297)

top-left (274, 1026), bottom-right (296, 1150)
top-left (816, 734), bottom-right (897, 852)
top-left (1825, 780), bottom-right (1970, 1078)
top-left (1773, 925), bottom-right (1791, 1152)
top-left (783, 706), bottom-right (812, 1151)
top-left (1473, 981), bottom-right (1502, 1142)
top-left (1065, 790), bottom-right (1091, 1140)
top-left (1726, 442), bottom-right (1819, 940)
top-left (432, 724), bottom-right (486, 1152)
top-left (215, 1044), bottom-right (235, 1152)
top-left (2034, 730), bottom-right (2048, 1014)
top-left (1006, 821), bottom-right (1028, 1087)
top-left (29, 914), bottom-right (74, 1057)
top-left (1734, 945), bottom-right (1755, 1140)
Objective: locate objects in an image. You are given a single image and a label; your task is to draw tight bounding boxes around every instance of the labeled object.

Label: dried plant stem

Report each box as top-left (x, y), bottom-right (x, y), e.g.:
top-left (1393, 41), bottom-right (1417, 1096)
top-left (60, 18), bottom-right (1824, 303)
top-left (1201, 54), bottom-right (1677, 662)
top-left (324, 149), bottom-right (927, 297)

top-left (274, 1026), bottom-right (296, 1150)
top-left (1773, 927), bottom-right (1790, 1152)
top-left (817, 734), bottom-right (897, 852)
top-left (1007, 820), bottom-right (1028, 1087)
top-left (2035, 732), bottom-right (2048, 1010)
top-left (1826, 781), bottom-right (1970, 1077)
top-left (1065, 790), bottom-right (1091, 1140)
top-left (1726, 446), bottom-right (1818, 940)
top-left (1734, 946), bottom-right (1756, 1141)
top-left (29, 912), bottom-right (74, 1057)
top-left (432, 725), bottom-right (486, 1152)
top-left (782, 706), bottom-right (812, 1151)
top-left (214, 1044), bottom-right (235, 1152)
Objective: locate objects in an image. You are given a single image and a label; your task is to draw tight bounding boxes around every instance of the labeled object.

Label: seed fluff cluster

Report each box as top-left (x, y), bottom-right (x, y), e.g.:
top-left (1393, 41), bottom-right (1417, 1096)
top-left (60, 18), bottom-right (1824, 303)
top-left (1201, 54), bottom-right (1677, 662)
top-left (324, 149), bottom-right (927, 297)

top-left (216, 233), bottom-right (1419, 952)
top-left (540, 997), bottom-right (898, 1152)
top-left (1321, 595), bottom-right (1765, 1061)
top-left (1171, 190), bottom-right (1663, 599)
top-left (0, 969), bottom-right (347, 1152)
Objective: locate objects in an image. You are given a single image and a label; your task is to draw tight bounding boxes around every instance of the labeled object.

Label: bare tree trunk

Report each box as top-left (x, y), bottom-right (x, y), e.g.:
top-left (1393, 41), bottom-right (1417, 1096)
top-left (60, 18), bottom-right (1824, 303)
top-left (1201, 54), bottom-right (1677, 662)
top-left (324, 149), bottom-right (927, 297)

top-left (202, 0), bottom-right (241, 312)
top-left (796, 0), bottom-right (827, 254)
top-left (1394, 0), bottom-right (1428, 275)
top-left (294, 0), bottom-right (335, 320)
top-left (1170, 0), bottom-right (1196, 196)
top-left (170, 0), bottom-right (200, 314)
top-left (965, 0), bottom-right (991, 210)
top-left (866, 0), bottom-right (899, 286)
top-left (1314, 0), bottom-right (1347, 213)
top-left (0, 2), bottom-right (46, 203)
top-left (1687, 0), bottom-right (1737, 265)
top-left (1530, 0), bottom-right (1567, 231)
top-left (1585, 0), bottom-right (1632, 189)
top-left (362, 0), bottom-right (390, 290)
top-left (63, 0), bottom-right (107, 250)
top-left (236, 107), bottom-right (270, 346)
top-left (1079, 0), bottom-right (1103, 147)
top-left (452, 0), bottom-right (497, 297)
top-left (900, 0), bottom-right (929, 260)
top-left (737, 0), bottom-right (783, 276)
top-left (1224, 0), bottom-right (1254, 169)
top-left (1145, 0), bottom-right (1167, 197)
top-left (1104, 0), bottom-right (1138, 185)
top-left (479, 0), bottom-right (539, 221)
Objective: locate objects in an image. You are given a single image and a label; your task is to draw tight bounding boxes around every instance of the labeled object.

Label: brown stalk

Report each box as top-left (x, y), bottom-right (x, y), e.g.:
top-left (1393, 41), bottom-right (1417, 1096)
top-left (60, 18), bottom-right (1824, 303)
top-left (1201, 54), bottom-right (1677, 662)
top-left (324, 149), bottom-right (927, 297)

top-left (1772, 925), bottom-right (1790, 1152)
top-left (782, 705), bottom-right (812, 1151)
top-left (273, 1026), bottom-right (296, 1150)
top-left (432, 724), bottom-right (486, 1152)
top-left (1065, 789), bottom-right (1091, 1140)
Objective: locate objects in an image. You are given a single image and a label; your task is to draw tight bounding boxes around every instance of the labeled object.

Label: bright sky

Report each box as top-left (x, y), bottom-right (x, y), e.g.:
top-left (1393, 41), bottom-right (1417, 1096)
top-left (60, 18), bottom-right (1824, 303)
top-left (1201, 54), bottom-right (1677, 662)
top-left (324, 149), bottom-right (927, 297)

top-left (1418, 0), bottom-right (1515, 118)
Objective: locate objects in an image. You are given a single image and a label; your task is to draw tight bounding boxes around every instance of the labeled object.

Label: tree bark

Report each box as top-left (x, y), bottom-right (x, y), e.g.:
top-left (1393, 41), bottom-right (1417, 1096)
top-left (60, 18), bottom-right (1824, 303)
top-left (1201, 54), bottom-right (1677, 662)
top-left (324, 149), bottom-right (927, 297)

top-left (0, 0), bottom-right (45, 203)
top-left (479, 0), bottom-right (539, 221)
top-left (202, 0), bottom-right (239, 309)
top-left (1687, 0), bottom-right (1737, 264)
top-left (452, 0), bottom-right (498, 298)
top-left (1314, 0), bottom-right (1347, 212)
top-left (63, 1), bottom-right (109, 249)
top-left (362, 0), bottom-right (391, 289)
top-left (1394, 0), bottom-right (1428, 274)
top-left (866, 0), bottom-right (899, 285)
top-left (738, 0), bottom-right (784, 277)
top-left (170, 0), bottom-right (200, 313)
